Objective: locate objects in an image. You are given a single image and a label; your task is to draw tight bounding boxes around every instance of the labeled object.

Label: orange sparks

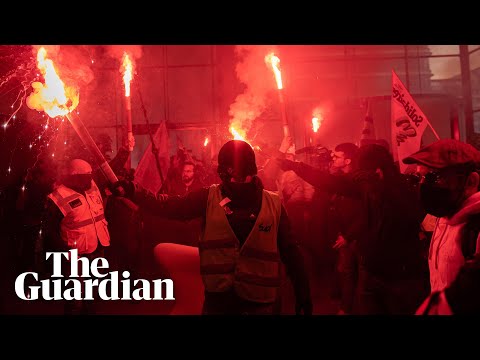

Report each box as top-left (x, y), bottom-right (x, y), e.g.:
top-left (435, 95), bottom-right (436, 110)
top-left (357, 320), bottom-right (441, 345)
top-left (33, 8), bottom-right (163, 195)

top-left (265, 53), bottom-right (283, 90)
top-left (26, 47), bottom-right (79, 118)
top-left (121, 52), bottom-right (133, 97)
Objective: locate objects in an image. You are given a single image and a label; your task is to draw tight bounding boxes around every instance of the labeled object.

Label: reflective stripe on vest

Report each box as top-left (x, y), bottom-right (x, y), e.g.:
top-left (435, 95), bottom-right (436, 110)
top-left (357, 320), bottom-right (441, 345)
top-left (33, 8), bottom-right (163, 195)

top-left (48, 182), bottom-right (110, 254)
top-left (49, 191), bottom-right (82, 216)
top-left (200, 184), bottom-right (281, 303)
top-left (198, 238), bottom-right (236, 250)
top-left (70, 214), bottom-right (106, 229)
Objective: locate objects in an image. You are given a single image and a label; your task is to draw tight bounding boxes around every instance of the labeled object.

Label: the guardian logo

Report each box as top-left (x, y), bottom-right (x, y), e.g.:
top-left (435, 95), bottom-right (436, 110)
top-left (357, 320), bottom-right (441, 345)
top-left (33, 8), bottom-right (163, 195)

top-left (15, 249), bottom-right (175, 301)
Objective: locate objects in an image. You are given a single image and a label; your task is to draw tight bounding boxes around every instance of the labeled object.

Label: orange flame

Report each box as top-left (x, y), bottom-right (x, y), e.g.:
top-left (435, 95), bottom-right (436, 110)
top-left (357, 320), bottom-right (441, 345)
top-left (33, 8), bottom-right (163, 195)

top-left (312, 117), bottom-right (320, 133)
top-left (230, 126), bottom-right (255, 148)
top-left (121, 52), bottom-right (133, 97)
top-left (265, 53), bottom-right (283, 90)
top-left (26, 47), bottom-right (79, 118)
top-left (230, 126), bottom-right (247, 141)
top-left (204, 137), bottom-right (209, 147)
top-left (312, 108), bottom-right (325, 133)
top-left (230, 126), bottom-right (260, 150)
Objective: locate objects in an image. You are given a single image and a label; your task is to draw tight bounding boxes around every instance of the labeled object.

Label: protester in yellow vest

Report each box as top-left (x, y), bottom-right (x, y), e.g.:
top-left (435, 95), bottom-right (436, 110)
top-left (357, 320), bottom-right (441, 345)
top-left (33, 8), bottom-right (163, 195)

top-left (42, 158), bottom-right (110, 314)
top-left (116, 140), bottom-right (312, 315)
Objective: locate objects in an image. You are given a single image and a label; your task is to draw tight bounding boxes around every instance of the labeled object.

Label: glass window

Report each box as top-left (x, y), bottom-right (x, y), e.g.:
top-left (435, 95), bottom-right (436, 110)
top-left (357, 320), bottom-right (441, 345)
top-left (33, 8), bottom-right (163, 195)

top-left (140, 45), bottom-right (165, 67)
top-left (167, 67), bottom-right (214, 125)
top-left (280, 45), bottom-right (348, 60)
top-left (429, 56), bottom-right (461, 80)
top-left (470, 66), bottom-right (480, 112)
top-left (406, 45), bottom-right (433, 57)
top-left (351, 45), bottom-right (405, 58)
top-left (352, 58), bottom-right (406, 97)
top-left (469, 50), bottom-right (480, 73)
top-left (428, 57), bottom-right (463, 100)
top-left (427, 45), bottom-right (459, 56)
top-left (130, 68), bottom-right (167, 125)
top-left (286, 60), bottom-right (350, 101)
top-left (474, 111), bottom-right (480, 133)
top-left (406, 57), bottom-right (432, 94)
top-left (167, 45), bottom-right (212, 66)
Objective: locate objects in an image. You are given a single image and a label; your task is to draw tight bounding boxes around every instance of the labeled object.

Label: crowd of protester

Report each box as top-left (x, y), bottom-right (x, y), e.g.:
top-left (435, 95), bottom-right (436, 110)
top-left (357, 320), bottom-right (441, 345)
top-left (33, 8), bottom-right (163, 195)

top-left (2, 128), bottom-right (480, 315)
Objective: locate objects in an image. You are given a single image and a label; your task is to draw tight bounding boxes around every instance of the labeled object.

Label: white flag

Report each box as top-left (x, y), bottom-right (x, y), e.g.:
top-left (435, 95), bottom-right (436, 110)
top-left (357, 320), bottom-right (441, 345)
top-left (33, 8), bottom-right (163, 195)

top-left (391, 69), bottom-right (430, 173)
top-left (134, 121), bottom-right (170, 194)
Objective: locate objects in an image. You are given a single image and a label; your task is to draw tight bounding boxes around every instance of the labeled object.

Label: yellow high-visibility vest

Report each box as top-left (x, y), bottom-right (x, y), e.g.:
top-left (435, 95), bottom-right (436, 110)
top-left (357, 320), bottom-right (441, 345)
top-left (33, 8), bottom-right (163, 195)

top-left (200, 184), bottom-right (282, 303)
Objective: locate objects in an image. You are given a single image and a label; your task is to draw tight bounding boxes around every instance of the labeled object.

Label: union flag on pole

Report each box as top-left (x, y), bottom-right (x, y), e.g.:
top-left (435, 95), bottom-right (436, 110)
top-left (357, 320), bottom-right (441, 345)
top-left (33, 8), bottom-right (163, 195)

top-left (391, 69), bottom-right (430, 173)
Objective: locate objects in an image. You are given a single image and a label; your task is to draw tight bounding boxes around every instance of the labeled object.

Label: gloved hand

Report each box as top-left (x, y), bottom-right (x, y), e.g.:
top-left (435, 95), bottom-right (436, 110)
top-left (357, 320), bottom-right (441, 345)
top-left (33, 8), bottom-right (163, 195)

top-left (126, 133), bottom-right (135, 152)
top-left (279, 136), bottom-right (294, 153)
top-left (111, 179), bottom-right (135, 200)
top-left (275, 158), bottom-right (296, 172)
top-left (295, 297), bottom-right (313, 315)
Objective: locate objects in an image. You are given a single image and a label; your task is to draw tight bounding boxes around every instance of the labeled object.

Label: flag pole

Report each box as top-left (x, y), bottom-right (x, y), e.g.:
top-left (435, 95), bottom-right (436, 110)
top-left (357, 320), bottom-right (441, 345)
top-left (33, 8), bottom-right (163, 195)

top-left (427, 121), bottom-right (440, 140)
top-left (136, 82), bottom-right (165, 184)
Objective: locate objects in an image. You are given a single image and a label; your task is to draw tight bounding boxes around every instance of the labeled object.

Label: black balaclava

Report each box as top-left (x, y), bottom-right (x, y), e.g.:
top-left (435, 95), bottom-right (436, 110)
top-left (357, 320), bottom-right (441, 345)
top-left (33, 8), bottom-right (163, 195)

top-left (217, 140), bottom-right (262, 206)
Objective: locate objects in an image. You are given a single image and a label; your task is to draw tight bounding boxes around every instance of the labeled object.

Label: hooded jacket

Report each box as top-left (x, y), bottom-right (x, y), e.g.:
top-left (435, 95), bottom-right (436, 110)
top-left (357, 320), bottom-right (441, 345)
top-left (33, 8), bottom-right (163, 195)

top-left (429, 191), bottom-right (480, 292)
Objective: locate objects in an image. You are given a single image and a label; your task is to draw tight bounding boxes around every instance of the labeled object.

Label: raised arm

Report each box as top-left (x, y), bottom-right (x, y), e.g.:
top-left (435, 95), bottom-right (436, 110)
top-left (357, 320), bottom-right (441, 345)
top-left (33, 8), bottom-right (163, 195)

top-left (276, 159), bottom-right (360, 197)
top-left (130, 182), bottom-right (209, 221)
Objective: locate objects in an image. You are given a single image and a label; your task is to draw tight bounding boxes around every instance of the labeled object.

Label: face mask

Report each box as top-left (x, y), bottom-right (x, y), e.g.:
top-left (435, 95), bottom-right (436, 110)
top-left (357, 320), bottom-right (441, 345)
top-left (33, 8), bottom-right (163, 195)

top-left (221, 177), bottom-right (259, 202)
top-left (228, 181), bottom-right (255, 191)
top-left (64, 174), bottom-right (93, 192)
top-left (420, 183), bottom-right (465, 218)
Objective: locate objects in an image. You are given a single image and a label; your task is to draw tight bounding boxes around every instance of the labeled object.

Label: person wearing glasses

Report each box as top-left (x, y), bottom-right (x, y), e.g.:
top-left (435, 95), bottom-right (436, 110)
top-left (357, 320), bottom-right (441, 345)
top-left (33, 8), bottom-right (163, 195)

top-left (401, 139), bottom-right (480, 314)
top-left (326, 143), bottom-right (362, 314)
top-left (276, 143), bottom-right (428, 314)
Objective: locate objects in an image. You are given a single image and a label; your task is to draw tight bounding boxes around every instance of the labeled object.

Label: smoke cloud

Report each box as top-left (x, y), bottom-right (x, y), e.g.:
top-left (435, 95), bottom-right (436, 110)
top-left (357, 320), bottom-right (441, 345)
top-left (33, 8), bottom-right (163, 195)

top-left (31, 45), bottom-right (95, 89)
top-left (105, 45), bottom-right (143, 61)
top-left (228, 45), bottom-right (280, 139)
top-left (105, 45), bottom-right (143, 76)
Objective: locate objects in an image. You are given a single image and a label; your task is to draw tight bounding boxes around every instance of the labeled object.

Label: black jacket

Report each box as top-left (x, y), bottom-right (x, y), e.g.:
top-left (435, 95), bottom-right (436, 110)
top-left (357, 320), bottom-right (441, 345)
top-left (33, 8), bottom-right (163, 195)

top-left (284, 160), bottom-right (425, 279)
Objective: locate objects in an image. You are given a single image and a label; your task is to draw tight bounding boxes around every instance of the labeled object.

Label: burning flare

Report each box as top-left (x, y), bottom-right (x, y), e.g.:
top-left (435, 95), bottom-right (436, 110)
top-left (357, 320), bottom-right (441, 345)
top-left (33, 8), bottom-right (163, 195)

top-left (312, 117), bottom-right (320, 133)
top-left (26, 47), bottom-right (79, 118)
top-left (264, 53), bottom-right (283, 90)
top-left (312, 108), bottom-right (325, 133)
top-left (230, 126), bottom-right (247, 142)
top-left (121, 52), bottom-right (133, 97)
top-left (204, 137), bottom-right (209, 147)
top-left (230, 126), bottom-right (255, 148)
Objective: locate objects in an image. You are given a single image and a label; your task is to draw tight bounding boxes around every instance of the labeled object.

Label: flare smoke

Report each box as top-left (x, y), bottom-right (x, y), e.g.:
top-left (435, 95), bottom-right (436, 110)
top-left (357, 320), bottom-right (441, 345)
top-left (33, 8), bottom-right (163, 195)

top-left (228, 45), bottom-right (279, 139)
top-left (31, 45), bottom-right (95, 90)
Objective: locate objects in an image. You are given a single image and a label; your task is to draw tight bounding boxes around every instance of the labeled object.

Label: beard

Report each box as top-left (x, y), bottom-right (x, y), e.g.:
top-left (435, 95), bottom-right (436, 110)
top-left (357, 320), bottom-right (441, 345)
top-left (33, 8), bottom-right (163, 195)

top-left (182, 175), bottom-right (193, 184)
top-left (329, 164), bottom-right (346, 174)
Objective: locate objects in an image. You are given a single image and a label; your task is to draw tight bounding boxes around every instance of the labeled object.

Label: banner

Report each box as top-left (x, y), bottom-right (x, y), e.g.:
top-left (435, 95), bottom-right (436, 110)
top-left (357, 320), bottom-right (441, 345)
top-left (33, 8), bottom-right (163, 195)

top-left (391, 69), bottom-right (430, 173)
top-left (134, 121), bottom-right (170, 194)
